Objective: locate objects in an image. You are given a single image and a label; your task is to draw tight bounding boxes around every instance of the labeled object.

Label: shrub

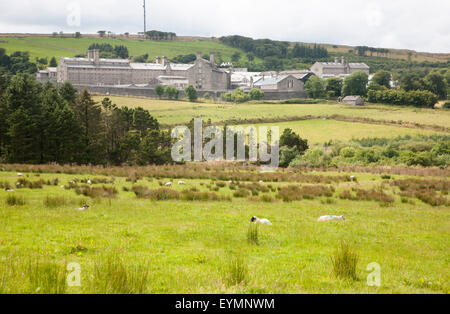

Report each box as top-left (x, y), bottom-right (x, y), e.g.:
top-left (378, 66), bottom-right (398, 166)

top-left (331, 241), bottom-right (359, 281)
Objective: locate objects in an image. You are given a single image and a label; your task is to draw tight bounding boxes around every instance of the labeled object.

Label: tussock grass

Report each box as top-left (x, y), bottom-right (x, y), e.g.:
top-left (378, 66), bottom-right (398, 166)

top-left (391, 178), bottom-right (449, 206)
top-left (277, 185), bottom-right (334, 202)
top-left (339, 188), bottom-right (395, 204)
top-left (43, 195), bottom-right (72, 208)
top-left (15, 178), bottom-right (45, 189)
top-left (6, 194), bottom-right (26, 206)
top-left (331, 241), bottom-right (359, 281)
top-left (75, 185), bottom-right (118, 198)
top-left (222, 253), bottom-right (249, 287)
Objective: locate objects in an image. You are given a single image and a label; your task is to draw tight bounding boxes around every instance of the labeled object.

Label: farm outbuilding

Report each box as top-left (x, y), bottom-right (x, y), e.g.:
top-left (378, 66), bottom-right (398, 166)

top-left (342, 95), bottom-right (365, 106)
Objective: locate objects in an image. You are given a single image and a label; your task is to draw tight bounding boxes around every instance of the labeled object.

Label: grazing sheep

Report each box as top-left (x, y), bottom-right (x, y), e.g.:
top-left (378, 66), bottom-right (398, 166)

top-left (251, 216), bottom-right (272, 225)
top-left (6, 189), bottom-right (14, 192)
top-left (178, 181), bottom-right (186, 185)
top-left (17, 173), bottom-right (23, 177)
top-left (259, 180), bottom-right (264, 184)
top-left (318, 215), bottom-right (346, 222)
top-left (87, 180), bottom-right (92, 185)
top-left (77, 205), bottom-right (90, 211)
top-left (165, 182), bottom-right (172, 187)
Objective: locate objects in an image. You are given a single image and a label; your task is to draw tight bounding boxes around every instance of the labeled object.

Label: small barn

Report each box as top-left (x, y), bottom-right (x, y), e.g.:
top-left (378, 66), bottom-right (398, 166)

top-left (342, 95), bottom-right (365, 106)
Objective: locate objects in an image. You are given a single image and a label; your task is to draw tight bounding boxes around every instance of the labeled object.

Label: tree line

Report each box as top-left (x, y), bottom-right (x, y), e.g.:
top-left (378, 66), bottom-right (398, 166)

top-left (145, 31), bottom-right (177, 41)
top-left (0, 73), bottom-right (172, 165)
top-left (305, 67), bottom-right (448, 107)
top-left (220, 35), bottom-right (328, 60)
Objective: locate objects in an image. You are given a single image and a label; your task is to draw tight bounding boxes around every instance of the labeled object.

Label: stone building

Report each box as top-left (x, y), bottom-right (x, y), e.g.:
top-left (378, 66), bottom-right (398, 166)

top-left (53, 50), bottom-right (230, 91)
top-left (310, 56), bottom-right (369, 78)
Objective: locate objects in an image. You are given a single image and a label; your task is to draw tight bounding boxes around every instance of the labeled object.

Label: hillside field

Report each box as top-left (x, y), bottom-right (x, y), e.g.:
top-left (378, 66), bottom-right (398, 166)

top-left (0, 36), bottom-right (257, 63)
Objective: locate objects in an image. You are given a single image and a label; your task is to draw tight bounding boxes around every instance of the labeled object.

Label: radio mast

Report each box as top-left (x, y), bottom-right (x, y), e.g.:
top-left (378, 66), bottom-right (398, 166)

top-left (143, 0), bottom-right (147, 34)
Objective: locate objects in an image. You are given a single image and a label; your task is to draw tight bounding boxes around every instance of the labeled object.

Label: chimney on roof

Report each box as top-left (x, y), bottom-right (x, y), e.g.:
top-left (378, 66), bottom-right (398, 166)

top-left (87, 50), bottom-right (93, 60)
top-left (210, 52), bottom-right (216, 67)
top-left (341, 56), bottom-right (346, 65)
top-left (156, 56), bottom-right (161, 64)
top-left (162, 56), bottom-right (168, 66)
top-left (334, 57), bottom-right (338, 63)
top-left (196, 51), bottom-right (202, 60)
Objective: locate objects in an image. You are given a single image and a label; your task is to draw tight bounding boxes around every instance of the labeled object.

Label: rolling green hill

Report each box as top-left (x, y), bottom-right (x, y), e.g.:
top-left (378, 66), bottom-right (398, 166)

top-left (0, 36), bottom-right (258, 63)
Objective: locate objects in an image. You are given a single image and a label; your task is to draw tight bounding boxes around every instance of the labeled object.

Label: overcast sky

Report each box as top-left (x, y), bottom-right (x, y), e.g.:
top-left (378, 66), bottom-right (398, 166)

top-left (1, 0), bottom-right (449, 53)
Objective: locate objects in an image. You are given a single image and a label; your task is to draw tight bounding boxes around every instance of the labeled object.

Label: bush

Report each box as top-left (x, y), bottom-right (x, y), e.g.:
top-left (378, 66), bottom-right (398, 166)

top-left (164, 86), bottom-right (179, 99)
top-left (248, 88), bottom-right (264, 100)
top-left (367, 89), bottom-right (438, 108)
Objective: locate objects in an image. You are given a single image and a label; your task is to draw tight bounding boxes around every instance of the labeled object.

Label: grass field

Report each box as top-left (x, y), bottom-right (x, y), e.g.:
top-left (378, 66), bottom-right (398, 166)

top-left (0, 36), bottom-right (258, 63)
top-left (0, 166), bottom-right (448, 294)
top-left (91, 96), bottom-right (450, 137)
top-left (241, 119), bottom-right (444, 144)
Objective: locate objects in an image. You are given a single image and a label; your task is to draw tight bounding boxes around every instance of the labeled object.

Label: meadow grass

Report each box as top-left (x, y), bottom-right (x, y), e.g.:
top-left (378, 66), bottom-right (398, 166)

top-left (0, 169), bottom-right (448, 294)
top-left (91, 96), bottom-right (450, 130)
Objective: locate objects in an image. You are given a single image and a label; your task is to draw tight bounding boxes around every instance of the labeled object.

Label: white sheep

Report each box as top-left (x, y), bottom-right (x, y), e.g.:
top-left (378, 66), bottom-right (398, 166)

top-left (17, 173), bottom-right (23, 177)
top-left (178, 181), bottom-right (186, 185)
top-left (259, 180), bottom-right (264, 184)
top-left (87, 180), bottom-right (92, 185)
top-left (318, 215), bottom-right (346, 222)
top-left (165, 182), bottom-right (172, 187)
top-left (251, 216), bottom-right (272, 225)
top-left (77, 205), bottom-right (90, 211)
top-left (6, 189), bottom-right (14, 192)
